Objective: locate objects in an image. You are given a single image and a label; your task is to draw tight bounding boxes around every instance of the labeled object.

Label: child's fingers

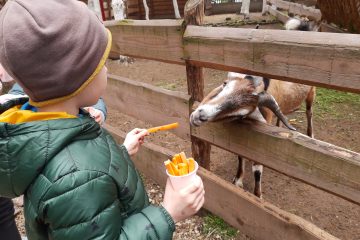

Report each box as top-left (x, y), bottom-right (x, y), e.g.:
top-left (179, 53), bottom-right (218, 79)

top-left (129, 128), bottom-right (141, 134)
top-left (193, 189), bottom-right (205, 208)
top-left (136, 129), bottom-right (149, 139)
top-left (129, 128), bottom-right (148, 136)
top-left (180, 176), bottom-right (202, 195)
top-left (195, 196), bottom-right (205, 212)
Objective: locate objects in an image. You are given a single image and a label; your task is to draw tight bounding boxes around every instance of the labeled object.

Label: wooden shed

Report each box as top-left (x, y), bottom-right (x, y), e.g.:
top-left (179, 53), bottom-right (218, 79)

top-left (127, 0), bottom-right (187, 19)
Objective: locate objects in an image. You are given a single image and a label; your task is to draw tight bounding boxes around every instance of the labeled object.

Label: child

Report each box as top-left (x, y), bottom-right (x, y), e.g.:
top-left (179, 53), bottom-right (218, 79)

top-left (0, 0), bottom-right (205, 239)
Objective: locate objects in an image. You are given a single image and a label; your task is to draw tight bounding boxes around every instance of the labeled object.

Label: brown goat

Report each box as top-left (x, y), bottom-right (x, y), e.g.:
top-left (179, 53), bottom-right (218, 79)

top-left (190, 72), bottom-right (302, 198)
top-left (190, 18), bottom-right (317, 199)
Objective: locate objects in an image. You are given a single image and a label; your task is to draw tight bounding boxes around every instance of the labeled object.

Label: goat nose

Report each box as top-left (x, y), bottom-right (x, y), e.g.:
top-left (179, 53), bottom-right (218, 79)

top-left (198, 108), bottom-right (203, 113)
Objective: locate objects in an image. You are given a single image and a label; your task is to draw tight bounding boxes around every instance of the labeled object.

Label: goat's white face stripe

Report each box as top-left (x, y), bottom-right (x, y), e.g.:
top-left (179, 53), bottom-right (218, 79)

top-left (217, 80), bottom-right (237, 99)
top-left (228, 72), bottom-right (247, 80)
top-left (225, 108), bottom-right (251, 118)
top-left (198, 80), bottom-right (237, 120)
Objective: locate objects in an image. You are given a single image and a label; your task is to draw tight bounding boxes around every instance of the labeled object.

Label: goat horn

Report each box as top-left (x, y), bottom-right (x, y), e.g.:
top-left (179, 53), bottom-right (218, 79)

top-left (258, 92), bottom-right (296, 131)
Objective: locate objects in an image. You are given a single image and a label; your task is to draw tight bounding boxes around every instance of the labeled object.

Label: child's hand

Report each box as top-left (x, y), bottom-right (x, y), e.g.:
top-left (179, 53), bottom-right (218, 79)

top-left (162, 175), bottom-right (205, 223)
top-left (123, 128), bottom-right (149, 156)
top-left (84, 107), bottom-right (105, 125)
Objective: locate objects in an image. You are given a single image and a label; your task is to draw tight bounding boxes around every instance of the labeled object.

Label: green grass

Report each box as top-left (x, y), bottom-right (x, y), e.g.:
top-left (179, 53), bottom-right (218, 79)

top-left (313, 88), bottom-right (360, 119)
top-left (202, 214), bottom-right (238, 239)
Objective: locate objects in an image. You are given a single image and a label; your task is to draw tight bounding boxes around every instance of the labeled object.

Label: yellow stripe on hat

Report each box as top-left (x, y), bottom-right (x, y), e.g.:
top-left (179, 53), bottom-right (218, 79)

top-left (29, 29), bottom-right (112, 107)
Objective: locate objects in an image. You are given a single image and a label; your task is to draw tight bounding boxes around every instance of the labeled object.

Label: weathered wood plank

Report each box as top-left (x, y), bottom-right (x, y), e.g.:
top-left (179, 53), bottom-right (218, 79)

top-left (267, 5), bottom-right (345, 34)
top-left (267, 0), bottom-right (321, 21)
top-left (183, 25), bottom-right (360, 93)
top-left (266, 4), bottom-right (291, 23)
top-left (191, 120), bottom-right (360, 204)
top-left (320, 22), bottom-right (346, 33)
top-left (105, 124), bottom-right (339, 240)
top-left (105, 19), bottom-right (360, 93)
top-left (105, 20), bottom-right (184, 64)
top-left (104, 74), bottom-right (190, 139)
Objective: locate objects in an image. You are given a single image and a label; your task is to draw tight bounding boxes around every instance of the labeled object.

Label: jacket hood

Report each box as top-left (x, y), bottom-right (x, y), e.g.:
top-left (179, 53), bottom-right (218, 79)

top-left (0, 99), bottom-right (101, 198)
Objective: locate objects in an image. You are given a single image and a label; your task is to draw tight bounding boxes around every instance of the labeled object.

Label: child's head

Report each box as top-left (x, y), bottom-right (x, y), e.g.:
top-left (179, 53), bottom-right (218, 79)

top-left (0, 0), bottom-right (112, 108)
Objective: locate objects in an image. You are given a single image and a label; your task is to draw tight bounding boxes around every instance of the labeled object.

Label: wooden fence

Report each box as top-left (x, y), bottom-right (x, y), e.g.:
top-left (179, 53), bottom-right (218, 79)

top-left (104, 1), bottom-right (360, 239)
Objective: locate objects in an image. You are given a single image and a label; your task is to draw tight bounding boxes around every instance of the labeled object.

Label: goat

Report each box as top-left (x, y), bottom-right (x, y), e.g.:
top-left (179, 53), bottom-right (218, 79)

top-left (190, 18), bottom-right (316, 198)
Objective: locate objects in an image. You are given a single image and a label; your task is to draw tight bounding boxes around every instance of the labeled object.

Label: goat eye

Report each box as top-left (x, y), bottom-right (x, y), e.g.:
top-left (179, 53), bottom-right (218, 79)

top-left (223, 81), bottom-right (227, 87)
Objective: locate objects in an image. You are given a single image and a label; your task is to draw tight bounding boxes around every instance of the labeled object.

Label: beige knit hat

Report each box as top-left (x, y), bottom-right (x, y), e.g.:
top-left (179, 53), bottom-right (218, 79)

top-left (0, 0), bottom-right (112, 107)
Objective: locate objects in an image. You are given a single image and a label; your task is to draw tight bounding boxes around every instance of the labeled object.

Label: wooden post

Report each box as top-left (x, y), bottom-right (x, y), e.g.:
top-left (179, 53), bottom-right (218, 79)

top-left (184, 0), bottom-right (211, 170)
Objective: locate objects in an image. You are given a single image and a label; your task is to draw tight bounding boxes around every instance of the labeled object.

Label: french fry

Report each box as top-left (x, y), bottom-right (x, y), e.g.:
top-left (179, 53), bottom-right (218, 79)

top-left (170, 161), bottom-right (179, 176)
top-left (179, 152), bottom-right (188, 164)
top-left (172, 154), bottom-right (182, 164)
top-left (164, 160), bottom-right (175, 175)
top-left (147, 122), bottom-right (179, 133)
top-left (178, 163), bottom-right (188, 175)
top-left (165, 152), bottom-right (196, 176)
top-left (188, 158), bottom-right (195, 173)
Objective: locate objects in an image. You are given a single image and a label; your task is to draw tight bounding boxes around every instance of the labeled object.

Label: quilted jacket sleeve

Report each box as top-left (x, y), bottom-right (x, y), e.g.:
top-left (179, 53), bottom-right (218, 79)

top-left (28, 171), bottom-right (175, 240)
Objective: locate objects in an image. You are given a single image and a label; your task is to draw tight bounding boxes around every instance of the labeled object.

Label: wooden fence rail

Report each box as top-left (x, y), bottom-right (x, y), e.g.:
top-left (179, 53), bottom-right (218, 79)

top-left (105, 124), bottom-right (339, 240)
top-left (105, 20), bottom-right (360, 93)
top-left (103, 75), bottom-right (360, 205)
top-left (192, 120), bottom-right (360, 204)
top-left (105, 74), bottom-right (190, 139)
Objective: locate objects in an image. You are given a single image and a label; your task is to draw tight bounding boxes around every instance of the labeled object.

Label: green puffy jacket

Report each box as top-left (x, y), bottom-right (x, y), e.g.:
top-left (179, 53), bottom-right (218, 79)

top-left (0, 99), bottom-right (175, 239)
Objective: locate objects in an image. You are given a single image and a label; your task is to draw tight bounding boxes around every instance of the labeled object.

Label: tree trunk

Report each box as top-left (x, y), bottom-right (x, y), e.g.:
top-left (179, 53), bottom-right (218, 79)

top-left (317, 0), bottom-right (360, 33)
top-left (112, 0), bottom-right (126, 20)
top-left (240, 0), bottom-right (250, 16)
top-left (262, 0), bottom-right (267, 15)
top-left (172, 0), bottom-right (181, 19)
top-left (142, 0), bottom-right (150, 20)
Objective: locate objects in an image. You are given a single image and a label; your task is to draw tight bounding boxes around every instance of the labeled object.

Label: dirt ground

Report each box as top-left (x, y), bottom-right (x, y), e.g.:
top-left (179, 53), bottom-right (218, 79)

top-left (14, 11), bottom-right (360, 240)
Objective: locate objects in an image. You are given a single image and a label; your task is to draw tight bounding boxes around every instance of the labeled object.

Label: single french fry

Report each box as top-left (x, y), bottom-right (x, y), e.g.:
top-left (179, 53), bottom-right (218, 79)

top-left (170, 161), bottom-right (179, 176)
top-left (172, 154), bottom-right (181, 164)
top-left (147, 122), bottom-right (179, 133)
top-left (188, 158), bottom-right (195, 173)
top-left (178, 163), bottom-right (188, 175)
top-left (164, 160), bottom-right (175, 176)
top-left (179, 152), bottom-right (188, 164)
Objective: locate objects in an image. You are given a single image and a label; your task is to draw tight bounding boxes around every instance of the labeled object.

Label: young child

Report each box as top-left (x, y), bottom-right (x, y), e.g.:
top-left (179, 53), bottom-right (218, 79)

top-left (0, 0), bottom-right (204, 239)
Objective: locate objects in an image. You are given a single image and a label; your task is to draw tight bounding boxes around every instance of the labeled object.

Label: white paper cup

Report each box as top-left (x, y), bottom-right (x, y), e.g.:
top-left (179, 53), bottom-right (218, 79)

top-left (166, 161), bottom-right (199, 191)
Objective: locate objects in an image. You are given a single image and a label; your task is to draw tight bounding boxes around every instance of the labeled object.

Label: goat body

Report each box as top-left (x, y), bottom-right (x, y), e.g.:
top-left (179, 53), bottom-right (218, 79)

top-left (264, 80), bottom-right (315, 137)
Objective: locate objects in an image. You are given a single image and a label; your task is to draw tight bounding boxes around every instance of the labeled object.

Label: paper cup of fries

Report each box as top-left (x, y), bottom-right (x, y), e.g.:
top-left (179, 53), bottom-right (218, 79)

top-left (164, 152), bottom-right (199, 191)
